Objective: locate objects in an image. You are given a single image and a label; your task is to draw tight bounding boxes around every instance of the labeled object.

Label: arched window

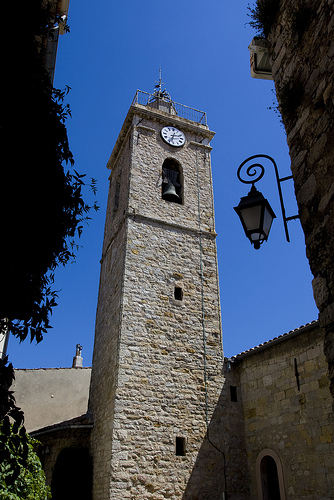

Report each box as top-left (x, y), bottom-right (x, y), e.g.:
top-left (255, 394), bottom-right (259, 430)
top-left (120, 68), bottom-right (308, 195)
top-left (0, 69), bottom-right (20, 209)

top-left (256, 449), bottom-right (285, 500)
top-left (161, 158), bottom-right (183, 204)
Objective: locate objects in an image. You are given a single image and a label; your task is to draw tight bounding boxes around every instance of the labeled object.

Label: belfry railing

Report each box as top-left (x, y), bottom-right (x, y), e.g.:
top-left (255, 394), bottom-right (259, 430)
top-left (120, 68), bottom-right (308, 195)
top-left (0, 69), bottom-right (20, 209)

top-left (132, 90), bottom-right (207, 126)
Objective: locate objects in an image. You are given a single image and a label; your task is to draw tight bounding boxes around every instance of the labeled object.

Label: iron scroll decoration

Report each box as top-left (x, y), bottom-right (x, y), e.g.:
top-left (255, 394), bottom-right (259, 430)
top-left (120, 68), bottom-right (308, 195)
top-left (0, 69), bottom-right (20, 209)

top-left (237, 156), bottom-right (265, 185)
top-left (236, 154), bottom-right (299, 243)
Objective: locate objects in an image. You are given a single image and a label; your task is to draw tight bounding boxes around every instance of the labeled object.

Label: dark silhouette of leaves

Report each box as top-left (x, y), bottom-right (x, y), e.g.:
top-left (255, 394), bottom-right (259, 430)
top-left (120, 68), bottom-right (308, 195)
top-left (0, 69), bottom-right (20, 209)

top-left (0, 0), bottom-right (99, 343)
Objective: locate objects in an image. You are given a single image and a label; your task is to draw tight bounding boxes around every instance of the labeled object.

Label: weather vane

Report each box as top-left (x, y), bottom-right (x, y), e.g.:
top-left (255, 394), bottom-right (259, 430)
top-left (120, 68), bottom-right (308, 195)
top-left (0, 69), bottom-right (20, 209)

top-left (153, 67), bottom-right (171, 101)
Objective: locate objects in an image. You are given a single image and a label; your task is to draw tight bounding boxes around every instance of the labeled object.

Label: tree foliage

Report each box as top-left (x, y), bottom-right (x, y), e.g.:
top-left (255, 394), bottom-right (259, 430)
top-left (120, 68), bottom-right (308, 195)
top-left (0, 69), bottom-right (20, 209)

top-left (0, 356), bottom-right (49, 498)
top-left (247, 0), bottom-right (281, 38)
top-left (0, 427), bottom-right (50, 500)
top-left (0, 356), bottom-right (28, 486)
top-left (0, 0), bottom-right (98, 343)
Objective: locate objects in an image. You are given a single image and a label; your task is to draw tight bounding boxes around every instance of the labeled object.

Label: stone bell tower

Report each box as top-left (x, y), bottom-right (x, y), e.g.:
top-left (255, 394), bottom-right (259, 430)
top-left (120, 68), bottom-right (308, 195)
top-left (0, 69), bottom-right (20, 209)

top-left (88, 82), bottom-right (225, 499)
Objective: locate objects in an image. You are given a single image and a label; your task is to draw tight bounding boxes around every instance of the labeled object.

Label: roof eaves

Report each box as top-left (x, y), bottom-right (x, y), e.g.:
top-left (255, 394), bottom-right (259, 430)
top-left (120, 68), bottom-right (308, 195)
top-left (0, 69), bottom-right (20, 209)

top-left (30, 413), bottom-right (93, 437)
top-left (229, 320), bottom-right (319, 363)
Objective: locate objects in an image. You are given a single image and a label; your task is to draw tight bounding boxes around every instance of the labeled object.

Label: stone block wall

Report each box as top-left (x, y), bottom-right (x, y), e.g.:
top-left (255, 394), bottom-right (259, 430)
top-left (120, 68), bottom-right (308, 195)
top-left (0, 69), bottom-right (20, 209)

top-left (109, 219), bottom-right (223, 499)
top-left (233, 323), bottom-right (334, 499)
top-left (221, 360), bottom-right (250, 499)
top-left (88, 102), bottom-right (226, 499)
top-left (265, 0), bottom-right (334, 396)
top-left (33, 427), bottom-right (91, 488)
top-left (88, 211), bottom-right (128, 498)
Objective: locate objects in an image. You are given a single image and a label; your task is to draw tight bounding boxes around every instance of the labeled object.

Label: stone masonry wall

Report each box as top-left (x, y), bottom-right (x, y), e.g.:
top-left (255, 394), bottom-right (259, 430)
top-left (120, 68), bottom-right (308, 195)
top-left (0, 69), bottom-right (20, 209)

top-left (109, 220), bottom-right (223, 499)
top-left (89, 102), bottom-right (228, 499)
top-left (88, 130), bottom-right (132, 498)
top-left (266, 0), bottom-right (334, 397)
top-left (222, 360), bottom-right (250, 498)
top-left (34, 428), bottom-right (91, 487)
top-left (234, 324), bottom-right (334, 499)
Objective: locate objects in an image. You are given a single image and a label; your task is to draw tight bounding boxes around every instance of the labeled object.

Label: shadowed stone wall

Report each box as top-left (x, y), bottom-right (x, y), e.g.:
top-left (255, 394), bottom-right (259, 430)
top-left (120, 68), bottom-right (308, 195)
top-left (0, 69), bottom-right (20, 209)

top-left (265, 0), bottom-right (334, 398)
top-left (233, 322), bottom-right (333, 499)
top-left (33, 427), bottom-right (91, 488)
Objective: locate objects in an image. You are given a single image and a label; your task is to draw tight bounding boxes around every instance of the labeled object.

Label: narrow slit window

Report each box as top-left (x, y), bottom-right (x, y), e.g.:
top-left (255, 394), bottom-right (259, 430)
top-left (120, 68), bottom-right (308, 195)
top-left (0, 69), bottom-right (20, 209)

top-left (294, 358), bottom-right (300, 391)
top-left (174, 286), bottom-right (183, 301)
top-left (175, 437), bottom-right (186, 456)
top-left (230, 385), bottom-right (238, 402)
top-left (113, 180), bottom-right (121, 211)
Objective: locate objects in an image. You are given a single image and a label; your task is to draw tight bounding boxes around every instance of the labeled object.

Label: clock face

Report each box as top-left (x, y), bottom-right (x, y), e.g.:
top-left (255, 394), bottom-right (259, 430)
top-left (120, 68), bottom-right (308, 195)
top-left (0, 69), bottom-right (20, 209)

top-left (161, 126), bottom-right (185, 147)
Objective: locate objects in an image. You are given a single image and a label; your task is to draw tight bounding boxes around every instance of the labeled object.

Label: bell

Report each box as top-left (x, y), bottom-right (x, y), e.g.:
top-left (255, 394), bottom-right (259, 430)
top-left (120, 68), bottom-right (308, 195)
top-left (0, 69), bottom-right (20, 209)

top-left (162, 181), bottom-right (180, 202)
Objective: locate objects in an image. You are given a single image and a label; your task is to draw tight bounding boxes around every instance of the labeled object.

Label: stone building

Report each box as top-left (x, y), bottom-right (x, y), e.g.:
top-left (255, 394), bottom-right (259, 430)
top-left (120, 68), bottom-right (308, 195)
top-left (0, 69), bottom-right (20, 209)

top-left (87, 86), bottom-right (227, 499)
top-left (229, 320), bottom-right (333, 500)
top-left (12, 81), bottom-right (333, 499)
top-left (17, 320), bottom-right (334, 499)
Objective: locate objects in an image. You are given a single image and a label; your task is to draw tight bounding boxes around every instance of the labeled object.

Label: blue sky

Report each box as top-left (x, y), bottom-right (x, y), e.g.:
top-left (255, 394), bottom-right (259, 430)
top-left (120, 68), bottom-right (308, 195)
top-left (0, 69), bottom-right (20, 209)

top-left (10, 0), bottom-right (318, 369)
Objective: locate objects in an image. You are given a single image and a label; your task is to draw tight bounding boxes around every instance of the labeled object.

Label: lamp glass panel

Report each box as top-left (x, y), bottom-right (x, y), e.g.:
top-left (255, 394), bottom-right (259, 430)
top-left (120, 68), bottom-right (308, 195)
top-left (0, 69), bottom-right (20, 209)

top-left (250, 232), bottom-right (265, 242)
top-left (240, 205), bottom-right (262, 231)
top-left (263, 206), bottom-right (274, 237)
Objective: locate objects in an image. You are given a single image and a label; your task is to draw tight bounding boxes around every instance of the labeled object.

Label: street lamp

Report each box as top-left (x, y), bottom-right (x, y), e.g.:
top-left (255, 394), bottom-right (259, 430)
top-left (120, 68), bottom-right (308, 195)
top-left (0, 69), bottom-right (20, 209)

top-left (234, 154), bottom-right (299, 249)
top-left (234, 185), bottom-right (276, 250)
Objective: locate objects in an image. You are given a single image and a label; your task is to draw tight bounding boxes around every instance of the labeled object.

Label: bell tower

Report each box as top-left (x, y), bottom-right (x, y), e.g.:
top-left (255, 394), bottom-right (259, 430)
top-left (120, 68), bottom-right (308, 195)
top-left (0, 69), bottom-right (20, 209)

top-left (89, 82), bottom-right (224, 499)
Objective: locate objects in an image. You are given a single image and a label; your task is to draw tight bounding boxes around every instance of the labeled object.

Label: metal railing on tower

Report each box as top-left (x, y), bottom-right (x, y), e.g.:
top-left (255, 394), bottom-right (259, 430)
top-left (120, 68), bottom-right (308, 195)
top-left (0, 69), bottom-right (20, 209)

top-left (132, 90), bottom-right (207, 126)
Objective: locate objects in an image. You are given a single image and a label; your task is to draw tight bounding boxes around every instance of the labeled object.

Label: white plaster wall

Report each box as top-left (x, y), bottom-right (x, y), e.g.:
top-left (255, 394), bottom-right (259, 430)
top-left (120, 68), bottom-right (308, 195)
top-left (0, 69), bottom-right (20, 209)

top-left (13, 367), bottom-right (91, 432)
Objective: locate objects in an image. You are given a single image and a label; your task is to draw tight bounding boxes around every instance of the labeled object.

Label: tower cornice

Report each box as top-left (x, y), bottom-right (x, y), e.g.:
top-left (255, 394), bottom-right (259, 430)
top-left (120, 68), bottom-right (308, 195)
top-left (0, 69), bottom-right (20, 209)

top-left (100, 210), bottom-right (217, 266)
top-left (127, 211), bottom-right (217, 238)
top-left (107, 102), bottom-right (215, 171)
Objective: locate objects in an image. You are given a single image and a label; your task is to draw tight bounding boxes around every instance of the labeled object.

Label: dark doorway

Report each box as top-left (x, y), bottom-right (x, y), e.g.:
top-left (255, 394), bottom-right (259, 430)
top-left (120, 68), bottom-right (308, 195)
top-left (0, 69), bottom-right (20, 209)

top-left (51, 446), bottom-right (92, 500)
top-left (260, 455), bottom-right (281, 500)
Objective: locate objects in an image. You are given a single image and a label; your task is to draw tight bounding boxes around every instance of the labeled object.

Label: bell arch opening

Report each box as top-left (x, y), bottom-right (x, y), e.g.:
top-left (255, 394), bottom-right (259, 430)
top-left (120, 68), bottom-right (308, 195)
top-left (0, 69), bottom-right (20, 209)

top-left (161, 158), bottom-right (183, 204)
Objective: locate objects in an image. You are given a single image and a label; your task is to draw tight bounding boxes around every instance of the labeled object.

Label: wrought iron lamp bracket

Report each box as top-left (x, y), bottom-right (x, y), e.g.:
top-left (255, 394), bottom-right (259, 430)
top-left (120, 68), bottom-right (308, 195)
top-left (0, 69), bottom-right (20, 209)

top-left (236, 154), bottom-right (299, 242)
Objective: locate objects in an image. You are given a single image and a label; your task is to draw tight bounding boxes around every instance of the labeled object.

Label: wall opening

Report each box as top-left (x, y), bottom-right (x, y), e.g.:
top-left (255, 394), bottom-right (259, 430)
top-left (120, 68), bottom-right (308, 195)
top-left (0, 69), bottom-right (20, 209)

top-left (230, 385), bottom-right (238, 402)
top-left (260, 456), bottom-right (281, 500)
top-left (175, 436), bottom-right (186, 456)
top-left (256, 449), bottom-right (285, 500)
top-left (113, 177), bottom-right (121, 211)
top-left (51, 446), bottom-right (92, 500)
top-left (174, 286), bottom-right (183, 301)
top-left (294, 357), bottom-right (301, 390)
top-left (162, 158), bottom-right (183, 204)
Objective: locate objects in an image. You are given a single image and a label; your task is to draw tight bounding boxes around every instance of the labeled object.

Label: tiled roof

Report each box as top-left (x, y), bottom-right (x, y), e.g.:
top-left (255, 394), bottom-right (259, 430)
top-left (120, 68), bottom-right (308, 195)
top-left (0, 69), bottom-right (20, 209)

top-left (15, 367), bottom-right (91, 371)
top-left (229, 320), bottom-right (319, 362)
